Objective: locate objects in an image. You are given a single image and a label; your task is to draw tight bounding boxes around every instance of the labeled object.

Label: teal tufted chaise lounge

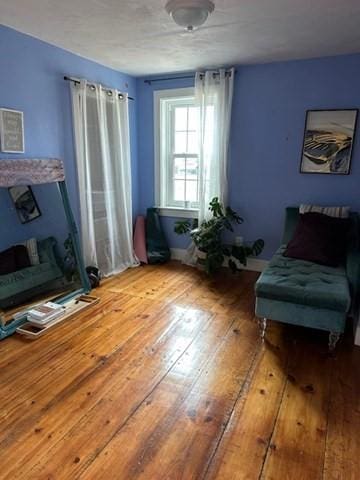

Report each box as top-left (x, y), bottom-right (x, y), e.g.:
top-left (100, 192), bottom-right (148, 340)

top-left (255, 207), bottom-right (360, 350)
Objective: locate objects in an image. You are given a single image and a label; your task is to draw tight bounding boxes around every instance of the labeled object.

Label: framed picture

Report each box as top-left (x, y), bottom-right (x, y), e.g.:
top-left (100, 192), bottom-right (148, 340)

top-left (8, 186), bottom-right (41, 224)
top-left (0, 108), bottom-right (25, 153)
top-left (300, 109), bottom-right (358, 175)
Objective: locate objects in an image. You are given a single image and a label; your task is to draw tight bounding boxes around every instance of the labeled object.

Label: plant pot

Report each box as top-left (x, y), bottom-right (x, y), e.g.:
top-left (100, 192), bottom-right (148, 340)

top-left (194, 248), bottom-right (207, 271)
top-left (195, 248), bottom-right (207, 260)
top-left (196, 263), bottom-right (206, 272)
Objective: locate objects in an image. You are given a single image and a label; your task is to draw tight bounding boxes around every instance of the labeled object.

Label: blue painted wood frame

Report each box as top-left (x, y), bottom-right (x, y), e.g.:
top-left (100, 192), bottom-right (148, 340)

top-left (0, 179), bottom-right (91, 340)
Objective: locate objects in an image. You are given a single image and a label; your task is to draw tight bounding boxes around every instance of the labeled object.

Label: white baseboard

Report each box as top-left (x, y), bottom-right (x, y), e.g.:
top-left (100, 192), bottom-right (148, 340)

top-left (170, 248), bottom-right (188, 261)
top-left (242, 258), bottom-right (269, 273)
top-left (170, 248), bottom-right (268, 273)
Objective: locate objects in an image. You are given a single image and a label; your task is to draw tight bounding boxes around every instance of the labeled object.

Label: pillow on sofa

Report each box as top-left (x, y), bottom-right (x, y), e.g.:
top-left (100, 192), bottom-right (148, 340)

top-left (13, 245), bottom-right (31, 270)
top-left (19, 238), bottom-right (40, 265)
top-left (299, 204), bottom-right (350, 218)
top-left (283, 212), bottom-right (349, 267)
top-left (0, 245), bottom-right (31, 275)
top-left (0, 247), bottom-right (17, 275)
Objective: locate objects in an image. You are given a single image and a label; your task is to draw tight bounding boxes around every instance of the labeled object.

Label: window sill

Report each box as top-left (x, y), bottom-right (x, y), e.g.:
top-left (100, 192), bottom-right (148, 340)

top-left (155, 207), bottom-right (199, 219)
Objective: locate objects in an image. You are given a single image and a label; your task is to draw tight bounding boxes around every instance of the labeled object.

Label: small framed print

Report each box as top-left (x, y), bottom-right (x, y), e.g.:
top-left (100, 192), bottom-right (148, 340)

top-left (300, 109), bottom-right (358, 175)
top-left (8, 185), bottom-right (41, 224)
top-left (0, 108), bottom-right (25, 153)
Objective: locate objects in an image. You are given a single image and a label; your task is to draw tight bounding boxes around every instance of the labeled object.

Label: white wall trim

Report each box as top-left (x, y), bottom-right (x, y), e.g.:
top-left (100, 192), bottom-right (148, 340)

top-left (153, 87), bottom-right (195, 208)
top-left (170, 248), bottom-right (269, 273)
top-left (156, 207), bottom-right (198, 218)
top-left (170, 248), bottom-right (188, 261)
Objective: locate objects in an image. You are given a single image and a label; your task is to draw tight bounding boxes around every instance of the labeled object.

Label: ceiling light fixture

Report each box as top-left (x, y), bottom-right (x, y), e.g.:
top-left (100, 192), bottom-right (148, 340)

top-left (165, 0), bottom-right (215, 32)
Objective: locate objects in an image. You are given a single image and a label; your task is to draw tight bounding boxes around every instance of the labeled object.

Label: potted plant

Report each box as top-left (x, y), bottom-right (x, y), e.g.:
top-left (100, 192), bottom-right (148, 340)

top-left (174, 197), bottom-right (264, 275)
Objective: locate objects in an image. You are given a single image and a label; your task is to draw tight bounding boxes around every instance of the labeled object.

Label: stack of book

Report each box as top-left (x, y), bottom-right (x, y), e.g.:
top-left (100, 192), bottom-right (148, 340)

top-left (28, 302), bottom-right (65, 326)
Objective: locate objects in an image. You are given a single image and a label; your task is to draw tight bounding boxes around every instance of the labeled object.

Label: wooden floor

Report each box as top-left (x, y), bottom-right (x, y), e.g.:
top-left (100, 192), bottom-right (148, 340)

top-left (0, 262), bottom-right (359, 480)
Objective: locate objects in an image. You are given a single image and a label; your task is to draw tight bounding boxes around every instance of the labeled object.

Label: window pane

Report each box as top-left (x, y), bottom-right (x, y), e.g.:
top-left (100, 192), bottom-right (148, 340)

top-left (174, 157), bottom-right (185, 179)
top-left (185, 180), bottom-right (198, 202)
top-left (175, 132), bottom-right (187, 153)
top-left (186, 158), bottom-right (198, 180)
top-left (188, 107), bottom-right (199, 131)
top-left (175, 107), bottom-right (187, 131)
top-left (187, 131), bottom-right (198, 153)
top-left (158, 92), bottom-right (199, 210)
top-left (174, 180), bottom-right (185, 202)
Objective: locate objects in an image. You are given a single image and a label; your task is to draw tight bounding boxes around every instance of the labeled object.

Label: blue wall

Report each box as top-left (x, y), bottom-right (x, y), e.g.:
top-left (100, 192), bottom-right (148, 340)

top-left (2, 23), bottom-right (360, 261)
top-left (0, 25), bottom-right (138, 251)
top-left (136, 55), bottom-right (360, 259)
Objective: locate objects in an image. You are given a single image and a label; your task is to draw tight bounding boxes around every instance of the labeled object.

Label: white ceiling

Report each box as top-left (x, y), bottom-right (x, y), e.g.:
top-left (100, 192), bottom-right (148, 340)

top-left (0, 0), bottom-right (360, 77)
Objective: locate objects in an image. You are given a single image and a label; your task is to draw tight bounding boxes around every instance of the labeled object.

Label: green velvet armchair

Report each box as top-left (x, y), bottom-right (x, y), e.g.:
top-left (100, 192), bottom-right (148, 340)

top-left (255, 207), bottom-right (360, 350)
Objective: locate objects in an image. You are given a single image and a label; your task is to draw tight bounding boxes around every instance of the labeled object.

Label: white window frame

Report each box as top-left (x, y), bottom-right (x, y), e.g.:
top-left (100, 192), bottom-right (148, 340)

top-left (154, 87), bottom-right (199, 219)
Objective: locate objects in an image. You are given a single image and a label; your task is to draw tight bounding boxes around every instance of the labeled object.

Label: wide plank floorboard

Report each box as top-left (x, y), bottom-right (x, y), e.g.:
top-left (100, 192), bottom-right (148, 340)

top-left (0, 262), bottom-right (358, 480)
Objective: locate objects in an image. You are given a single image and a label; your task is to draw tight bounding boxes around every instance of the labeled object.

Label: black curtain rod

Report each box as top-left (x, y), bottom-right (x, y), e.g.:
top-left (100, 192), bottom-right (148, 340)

top-left (144, 74), bottom-right (194, 85)
top-left (144, 69), bottom-right (236, 85)
top-left (64, 76), bottom-right (135, 101)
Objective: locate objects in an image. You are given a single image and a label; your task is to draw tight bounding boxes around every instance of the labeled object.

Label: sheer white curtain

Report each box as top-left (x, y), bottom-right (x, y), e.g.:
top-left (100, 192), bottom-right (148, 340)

top-left (184, 68), bottom-right (235, 264)
top-left (71, 79), bottom-right (138, 277)
top-left (196, 68), bottom-right (235, 222)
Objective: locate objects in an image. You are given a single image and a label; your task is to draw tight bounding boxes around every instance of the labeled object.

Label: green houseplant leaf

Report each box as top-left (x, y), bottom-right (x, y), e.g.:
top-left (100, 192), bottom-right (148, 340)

top-left (174, 197), bottom-right (264, 275)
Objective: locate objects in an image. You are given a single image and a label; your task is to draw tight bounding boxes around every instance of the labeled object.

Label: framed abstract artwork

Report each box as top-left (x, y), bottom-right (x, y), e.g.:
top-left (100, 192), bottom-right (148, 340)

top-left (0, 108), bottom-right (25, 153)
top-left (8, 185), bottom-right (41, 224)
top-left (300, 109), bottom-right (358, 175)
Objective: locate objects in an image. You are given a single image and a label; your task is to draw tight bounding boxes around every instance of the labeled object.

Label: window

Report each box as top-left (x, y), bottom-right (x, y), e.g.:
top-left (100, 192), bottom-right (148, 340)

top-left (154, 88), bottom-right (199, 218)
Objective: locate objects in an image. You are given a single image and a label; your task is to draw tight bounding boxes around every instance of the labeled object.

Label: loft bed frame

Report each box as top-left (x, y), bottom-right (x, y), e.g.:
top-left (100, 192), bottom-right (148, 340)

top-left (0, 158), bottom-right (91, 339)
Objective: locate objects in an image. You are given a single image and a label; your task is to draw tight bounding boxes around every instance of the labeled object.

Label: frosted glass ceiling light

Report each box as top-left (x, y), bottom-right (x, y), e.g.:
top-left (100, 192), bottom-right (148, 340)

top-left (165, 0), bottom-right (215, 32)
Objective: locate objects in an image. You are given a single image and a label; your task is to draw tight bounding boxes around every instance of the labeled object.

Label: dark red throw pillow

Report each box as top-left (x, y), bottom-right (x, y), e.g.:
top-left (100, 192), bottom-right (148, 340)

top-left (283, 212), bottom-right (349, 267)
top-left (0, 247), bottom-right (17, 275)
top-left (0, 245), bottom-right (31, 275)
top-left (13, 245), bottom-right (31, 270)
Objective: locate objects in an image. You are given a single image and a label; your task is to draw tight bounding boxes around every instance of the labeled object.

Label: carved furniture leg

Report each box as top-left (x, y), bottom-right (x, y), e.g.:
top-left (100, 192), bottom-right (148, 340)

top-left (328, 331), bottom-right (340, 352)
top-left (258, 318), bottom-right (267, 342)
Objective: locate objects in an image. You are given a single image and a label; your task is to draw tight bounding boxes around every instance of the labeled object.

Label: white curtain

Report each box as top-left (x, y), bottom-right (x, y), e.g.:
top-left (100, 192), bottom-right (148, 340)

top-left (196, 68), bottom-right (235, 222)
top-left (70, 80), bottom-right (138, 277)
top-left (184, 68), bottom-right (235, 264)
